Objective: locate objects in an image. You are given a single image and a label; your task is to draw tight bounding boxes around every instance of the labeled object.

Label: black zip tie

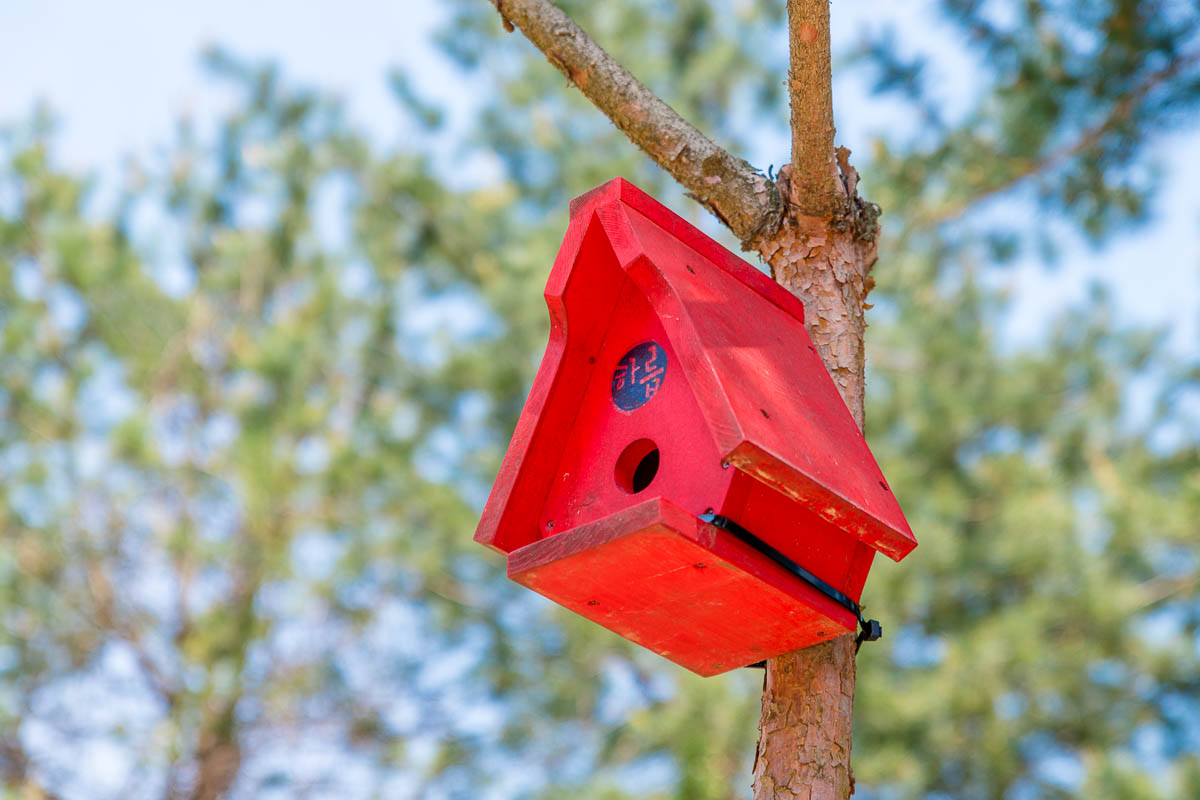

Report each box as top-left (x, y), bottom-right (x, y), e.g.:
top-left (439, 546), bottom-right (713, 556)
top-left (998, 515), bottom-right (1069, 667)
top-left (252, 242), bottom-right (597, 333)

top-left (698, 513), bottom-right (883, 664)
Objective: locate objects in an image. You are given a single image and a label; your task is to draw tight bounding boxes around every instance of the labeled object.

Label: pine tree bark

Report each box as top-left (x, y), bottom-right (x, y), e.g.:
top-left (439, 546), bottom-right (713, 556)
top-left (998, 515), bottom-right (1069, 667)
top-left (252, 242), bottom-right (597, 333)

top-left (752, 169), bottom-right (876, 800)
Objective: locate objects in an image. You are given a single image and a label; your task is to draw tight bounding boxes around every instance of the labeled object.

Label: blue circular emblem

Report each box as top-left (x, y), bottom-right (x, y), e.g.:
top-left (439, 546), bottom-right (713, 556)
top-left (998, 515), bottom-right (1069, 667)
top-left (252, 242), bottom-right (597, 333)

top-left (611, 341), bottom-right (668, 412)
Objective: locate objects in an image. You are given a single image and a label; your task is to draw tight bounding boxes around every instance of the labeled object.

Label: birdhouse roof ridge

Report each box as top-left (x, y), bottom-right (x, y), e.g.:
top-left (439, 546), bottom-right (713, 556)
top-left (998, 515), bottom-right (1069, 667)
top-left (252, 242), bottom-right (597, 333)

top-left (568, 178), bottom-right (806, 325)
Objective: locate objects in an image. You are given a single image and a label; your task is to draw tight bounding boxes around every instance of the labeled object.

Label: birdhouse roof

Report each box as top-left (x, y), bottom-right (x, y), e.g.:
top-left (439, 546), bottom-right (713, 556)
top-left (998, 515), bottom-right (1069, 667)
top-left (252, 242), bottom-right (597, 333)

top-left (477, 178), bottom-right (916, 562)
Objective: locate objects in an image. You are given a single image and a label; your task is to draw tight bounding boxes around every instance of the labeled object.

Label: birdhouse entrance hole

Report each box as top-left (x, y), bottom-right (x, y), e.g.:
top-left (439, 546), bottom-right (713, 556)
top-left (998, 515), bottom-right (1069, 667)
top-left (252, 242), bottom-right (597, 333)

top-left (615, 438), bottom-right (659, 494)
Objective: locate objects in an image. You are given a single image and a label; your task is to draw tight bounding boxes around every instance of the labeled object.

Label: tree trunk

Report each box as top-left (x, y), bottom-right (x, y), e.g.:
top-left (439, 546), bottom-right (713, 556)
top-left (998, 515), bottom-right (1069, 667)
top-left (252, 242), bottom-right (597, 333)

top-left (490, 1), bottom-right (879, 796)
top-left (752, 196), bottom-right (876, 800)
top-left (748, 2), bottom-right (877, 797)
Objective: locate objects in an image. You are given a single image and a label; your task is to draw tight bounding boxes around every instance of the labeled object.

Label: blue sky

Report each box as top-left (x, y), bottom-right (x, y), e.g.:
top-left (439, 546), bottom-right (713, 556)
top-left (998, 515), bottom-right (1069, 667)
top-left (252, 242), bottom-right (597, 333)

top-left (3, 0), bottom-right (1197, 356)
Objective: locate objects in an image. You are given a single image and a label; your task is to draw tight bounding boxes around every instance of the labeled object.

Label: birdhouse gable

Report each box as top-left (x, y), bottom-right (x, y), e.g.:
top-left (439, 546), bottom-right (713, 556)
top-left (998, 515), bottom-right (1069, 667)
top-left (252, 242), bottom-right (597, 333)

top-left (475, 181), bottom-right (740, 555)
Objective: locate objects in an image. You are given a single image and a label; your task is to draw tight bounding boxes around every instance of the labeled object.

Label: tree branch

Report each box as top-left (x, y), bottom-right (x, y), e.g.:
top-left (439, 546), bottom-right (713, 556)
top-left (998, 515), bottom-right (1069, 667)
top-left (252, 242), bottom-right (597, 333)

top-left (918, 46), bottom-right (1200, 228)
top-left (786, 0), bottom-right (840, 217)
top-left (490, 0), bottom-right (783, 247)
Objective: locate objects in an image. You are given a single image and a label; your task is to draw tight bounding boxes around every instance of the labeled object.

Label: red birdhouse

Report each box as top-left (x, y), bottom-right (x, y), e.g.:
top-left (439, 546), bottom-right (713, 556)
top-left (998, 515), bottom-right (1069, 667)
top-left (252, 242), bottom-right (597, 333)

top-left (475, 178), bottom-right (916, 676)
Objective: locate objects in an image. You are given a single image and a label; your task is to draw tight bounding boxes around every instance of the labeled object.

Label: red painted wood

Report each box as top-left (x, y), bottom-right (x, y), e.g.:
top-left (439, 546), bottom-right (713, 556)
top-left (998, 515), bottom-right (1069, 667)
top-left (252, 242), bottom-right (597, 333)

top-left (475, 178), bottom-right (916, 675)
top-left (509, 498), bottom-right (854, 677)
top-left (537, 270), bottom-right (733, 537)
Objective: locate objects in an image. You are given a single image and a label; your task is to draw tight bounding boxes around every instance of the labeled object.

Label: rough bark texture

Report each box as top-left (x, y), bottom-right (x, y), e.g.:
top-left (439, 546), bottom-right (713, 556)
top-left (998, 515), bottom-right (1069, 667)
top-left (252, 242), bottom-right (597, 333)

top-left (761, 157), bottom-right (878, 427)
top-left (751, 636), bottom-right (857, 800)
top-left (492, 0), bottom-right (783, 247)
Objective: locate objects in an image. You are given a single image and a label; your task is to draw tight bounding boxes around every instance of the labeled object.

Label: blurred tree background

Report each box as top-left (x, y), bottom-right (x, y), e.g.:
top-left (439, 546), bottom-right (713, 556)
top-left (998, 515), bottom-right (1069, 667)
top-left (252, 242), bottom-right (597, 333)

top-left (1, 1), bottom-right (1199, 798)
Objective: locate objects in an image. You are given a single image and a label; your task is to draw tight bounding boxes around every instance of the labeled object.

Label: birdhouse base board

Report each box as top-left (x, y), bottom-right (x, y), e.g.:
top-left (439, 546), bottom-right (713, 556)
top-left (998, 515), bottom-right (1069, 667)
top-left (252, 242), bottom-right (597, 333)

top-left (507, 498), bottom-right (856, 676)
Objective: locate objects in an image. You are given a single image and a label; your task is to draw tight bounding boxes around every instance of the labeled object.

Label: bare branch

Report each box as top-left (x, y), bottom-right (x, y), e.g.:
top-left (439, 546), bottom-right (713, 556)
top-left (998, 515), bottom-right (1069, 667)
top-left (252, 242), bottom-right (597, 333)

top-left (491, 0), bottom-right (783, 247)
top-left (785, 0), bottom-right (839, 217)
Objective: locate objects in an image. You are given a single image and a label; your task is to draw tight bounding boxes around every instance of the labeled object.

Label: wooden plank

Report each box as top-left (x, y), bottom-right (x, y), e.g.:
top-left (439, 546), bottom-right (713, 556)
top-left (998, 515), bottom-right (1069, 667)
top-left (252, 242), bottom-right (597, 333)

top-left (509, 498), bottom-right (854, 676)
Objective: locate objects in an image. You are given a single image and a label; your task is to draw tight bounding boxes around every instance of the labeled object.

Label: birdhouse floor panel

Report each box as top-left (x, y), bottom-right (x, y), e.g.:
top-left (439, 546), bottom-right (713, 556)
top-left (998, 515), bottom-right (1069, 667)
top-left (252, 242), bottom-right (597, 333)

top-left (508, 497), bottom-right (856, 677)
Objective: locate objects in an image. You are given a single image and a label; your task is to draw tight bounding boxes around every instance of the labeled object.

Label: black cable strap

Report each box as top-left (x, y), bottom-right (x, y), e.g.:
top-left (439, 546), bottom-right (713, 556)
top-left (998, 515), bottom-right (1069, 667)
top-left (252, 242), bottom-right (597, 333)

top-left (697, 513), bottom-right (882, 664)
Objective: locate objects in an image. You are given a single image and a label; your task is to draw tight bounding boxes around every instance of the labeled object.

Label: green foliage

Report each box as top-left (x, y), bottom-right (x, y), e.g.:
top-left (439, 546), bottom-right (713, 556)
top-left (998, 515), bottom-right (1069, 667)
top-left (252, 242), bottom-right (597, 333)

top-left (0, 2), bottom-right (1198, 798)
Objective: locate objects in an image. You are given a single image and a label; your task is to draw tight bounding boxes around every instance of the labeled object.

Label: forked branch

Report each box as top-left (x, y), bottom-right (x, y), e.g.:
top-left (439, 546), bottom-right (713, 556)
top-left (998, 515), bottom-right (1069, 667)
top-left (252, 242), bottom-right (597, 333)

top-left (491, 0), bottom-right (784, 247)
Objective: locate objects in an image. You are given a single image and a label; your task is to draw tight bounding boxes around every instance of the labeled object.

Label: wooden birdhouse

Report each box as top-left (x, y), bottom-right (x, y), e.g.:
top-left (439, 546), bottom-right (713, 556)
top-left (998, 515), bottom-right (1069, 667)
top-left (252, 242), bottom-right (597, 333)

top-left (475, 178), bottom-right (916, 676)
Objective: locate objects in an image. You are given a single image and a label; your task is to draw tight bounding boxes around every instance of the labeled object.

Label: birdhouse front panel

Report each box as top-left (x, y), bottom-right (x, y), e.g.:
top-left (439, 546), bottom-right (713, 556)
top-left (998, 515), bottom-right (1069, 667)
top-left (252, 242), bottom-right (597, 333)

top-left (537, 267), bottom-right (733, 538)
top-left (475, 178), bottom-right (916, 676)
